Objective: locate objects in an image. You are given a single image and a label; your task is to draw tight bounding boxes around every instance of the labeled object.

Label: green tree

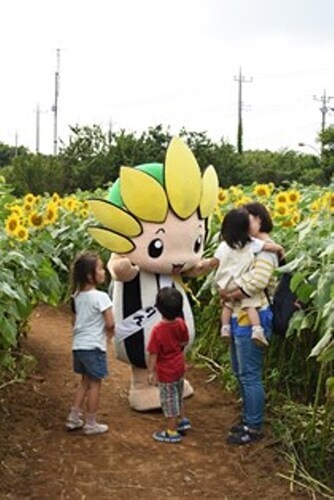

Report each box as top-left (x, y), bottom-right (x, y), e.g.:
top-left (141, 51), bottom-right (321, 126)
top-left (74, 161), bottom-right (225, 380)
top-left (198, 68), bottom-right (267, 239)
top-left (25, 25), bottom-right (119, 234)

top-left (319, 125), bottom-right (334, 182)
top-left (0, 142), bottom-right (28, 167)
top-left (3, 154), bottom-right (66, 196)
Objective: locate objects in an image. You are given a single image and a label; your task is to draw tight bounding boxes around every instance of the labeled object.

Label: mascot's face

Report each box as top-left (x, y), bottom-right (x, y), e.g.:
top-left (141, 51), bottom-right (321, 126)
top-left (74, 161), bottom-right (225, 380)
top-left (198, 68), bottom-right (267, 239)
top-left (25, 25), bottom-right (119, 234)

top-left (126, 210), bottom-right (205, 275)
top-left (88, 137), bottom-right (218, 271)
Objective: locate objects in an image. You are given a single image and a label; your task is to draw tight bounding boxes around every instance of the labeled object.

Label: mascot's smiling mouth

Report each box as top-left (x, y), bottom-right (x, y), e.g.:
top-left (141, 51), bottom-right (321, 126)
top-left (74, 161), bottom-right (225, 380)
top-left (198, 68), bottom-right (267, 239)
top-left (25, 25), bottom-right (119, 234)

top-left (172, 263), bottom-right (184, 274)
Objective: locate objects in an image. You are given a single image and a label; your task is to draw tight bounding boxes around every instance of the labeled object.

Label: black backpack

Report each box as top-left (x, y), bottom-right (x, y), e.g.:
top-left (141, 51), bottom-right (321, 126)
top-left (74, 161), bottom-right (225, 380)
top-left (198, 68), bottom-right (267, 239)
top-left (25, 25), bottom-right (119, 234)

top-left (266, 272), bottom-right (300, 338)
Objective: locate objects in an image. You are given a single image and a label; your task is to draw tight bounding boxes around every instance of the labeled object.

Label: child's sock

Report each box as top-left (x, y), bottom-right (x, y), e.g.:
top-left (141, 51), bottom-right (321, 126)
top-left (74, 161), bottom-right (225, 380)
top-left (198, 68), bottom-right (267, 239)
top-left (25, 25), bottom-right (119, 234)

top-left (220, 324), bottom-right (231, 342)
top-left (68, 406), bottom-right (82, 420)
top-left (251, 326), bottom-right (269, 347)
top-left (167, 429), bottom-right (179, 436)
top-left (86, 412), bottom-right (97, 426)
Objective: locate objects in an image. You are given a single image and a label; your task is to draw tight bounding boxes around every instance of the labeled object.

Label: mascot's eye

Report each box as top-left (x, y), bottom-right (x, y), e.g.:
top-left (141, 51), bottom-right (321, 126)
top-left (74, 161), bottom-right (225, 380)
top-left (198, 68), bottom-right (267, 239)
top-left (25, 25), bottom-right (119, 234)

top-left (194, 235), bottom-right (203, 253)
top-left (148, 238), bottom-right (164, 258)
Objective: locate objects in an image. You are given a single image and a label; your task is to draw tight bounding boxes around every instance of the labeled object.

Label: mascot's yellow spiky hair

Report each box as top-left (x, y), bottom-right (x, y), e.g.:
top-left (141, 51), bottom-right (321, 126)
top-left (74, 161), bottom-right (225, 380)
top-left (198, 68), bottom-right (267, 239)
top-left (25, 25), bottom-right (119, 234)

top-left (88, 137), bottom-right (218, 252)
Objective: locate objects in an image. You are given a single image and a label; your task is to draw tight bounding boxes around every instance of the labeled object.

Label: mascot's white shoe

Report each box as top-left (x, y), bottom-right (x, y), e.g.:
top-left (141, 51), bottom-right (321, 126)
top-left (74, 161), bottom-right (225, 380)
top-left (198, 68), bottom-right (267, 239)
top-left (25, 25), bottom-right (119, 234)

top-left (129, 367), bottom-right (194, 411)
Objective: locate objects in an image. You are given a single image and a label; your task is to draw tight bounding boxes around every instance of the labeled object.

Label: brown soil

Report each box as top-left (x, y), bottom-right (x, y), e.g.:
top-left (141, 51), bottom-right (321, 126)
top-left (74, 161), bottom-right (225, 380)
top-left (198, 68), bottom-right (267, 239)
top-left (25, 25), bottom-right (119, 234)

top-left (0, 304), bottom-right (311, 499)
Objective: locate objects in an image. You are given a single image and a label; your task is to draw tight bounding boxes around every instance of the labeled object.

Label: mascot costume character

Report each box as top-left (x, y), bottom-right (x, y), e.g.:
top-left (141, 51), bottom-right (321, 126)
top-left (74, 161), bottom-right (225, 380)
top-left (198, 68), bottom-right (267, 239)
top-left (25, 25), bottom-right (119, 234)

top-left (88, 137), bottom-right (218, 411)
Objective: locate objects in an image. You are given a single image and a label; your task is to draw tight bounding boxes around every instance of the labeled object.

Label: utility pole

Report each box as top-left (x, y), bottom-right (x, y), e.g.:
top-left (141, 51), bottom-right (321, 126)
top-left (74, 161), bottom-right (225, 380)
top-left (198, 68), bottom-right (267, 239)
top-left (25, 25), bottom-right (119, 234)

top-left (14, 131), bottom-right (18, 157)
top-left (35, 103), bottom-right (40, 153)
top-left (108, 118), bottom-right (113, 145)
top-left (52, 48), bottom-right (60, 155)
top-left (313, 89), bottom-right (334, 154)
top-left (234, 67), bottom-right (253, 154)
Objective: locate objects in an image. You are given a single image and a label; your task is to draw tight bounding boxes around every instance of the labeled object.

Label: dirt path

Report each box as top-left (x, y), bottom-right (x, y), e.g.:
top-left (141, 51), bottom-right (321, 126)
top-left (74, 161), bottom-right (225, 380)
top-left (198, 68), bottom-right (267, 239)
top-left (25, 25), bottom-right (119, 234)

top-left (0, 304), bottom-right (309, 499)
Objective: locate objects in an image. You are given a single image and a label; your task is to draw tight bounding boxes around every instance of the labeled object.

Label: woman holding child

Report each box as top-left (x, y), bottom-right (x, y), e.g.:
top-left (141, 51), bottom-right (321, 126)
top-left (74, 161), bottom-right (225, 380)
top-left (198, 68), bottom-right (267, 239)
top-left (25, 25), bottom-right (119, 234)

top-left (218, 202), bottom-right (281, 445)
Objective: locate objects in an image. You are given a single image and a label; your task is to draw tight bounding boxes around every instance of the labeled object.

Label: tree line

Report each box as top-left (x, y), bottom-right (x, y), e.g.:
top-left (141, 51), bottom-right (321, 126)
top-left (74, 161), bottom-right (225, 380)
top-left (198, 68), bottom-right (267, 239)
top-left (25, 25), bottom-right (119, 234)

top-left (1, 124), bottom-right (333, 196)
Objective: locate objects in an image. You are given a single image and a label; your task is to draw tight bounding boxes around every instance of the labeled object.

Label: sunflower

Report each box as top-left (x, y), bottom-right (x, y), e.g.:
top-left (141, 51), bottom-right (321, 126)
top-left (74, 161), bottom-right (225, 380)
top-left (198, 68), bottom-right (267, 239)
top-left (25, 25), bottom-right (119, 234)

top-left (274, 203), bottom-right (289, 217)
top-left (291, 211), bottom-right (301, 225)
top-left (229, 186), bottom-right (244, 199)
top-left (234, 195), bottom-right (252, 207)
top-left (28, 211), bottom-right (44, 229)
top-left (15, 225), bottom-right (29, 242)
top-left (44, 203), bottom-right (59, 225)
top-left (310, 200), bottom-right (321, 212)
top-left (287, 190), bottom-right (301, 204)
top-left (218, 188), bottom-right (229, 204)
top-left (9, 204), bottom-right (23, 217)
top-left (23, 202), bottom-right (33, 212)
top-left (5, 214), bottom-right (20, 236)
top-left (51, 192), bottom-right (61, 205)
top-left (323, 192), bottom-right (334, 212)
top-left (275, 192), bottom-right (288, 204)
top-left (82, 200), bottom-right (89, 210)
top-left (24, 193), bottom-right (36, 205)
top-left (253, 184), bottom-right (271, 198)
top-left (79, 209), bottom-right (89, 218)
top-left (63, 197), bottom-right (78, 212)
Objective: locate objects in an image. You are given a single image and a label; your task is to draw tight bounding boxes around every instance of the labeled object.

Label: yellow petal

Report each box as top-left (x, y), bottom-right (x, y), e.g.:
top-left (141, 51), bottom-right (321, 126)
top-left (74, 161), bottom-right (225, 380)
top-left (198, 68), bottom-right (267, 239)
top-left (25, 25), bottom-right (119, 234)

top-left (88, 227), bottom-right (134, 253)
top-left (120, 167), bottom-right (168, 222)
top-left (165, 137), bottom-right (201, 219)
top-left (88, 199), bottom-right (142, 237)
top-left (199, 165), bottom-right (219, 218)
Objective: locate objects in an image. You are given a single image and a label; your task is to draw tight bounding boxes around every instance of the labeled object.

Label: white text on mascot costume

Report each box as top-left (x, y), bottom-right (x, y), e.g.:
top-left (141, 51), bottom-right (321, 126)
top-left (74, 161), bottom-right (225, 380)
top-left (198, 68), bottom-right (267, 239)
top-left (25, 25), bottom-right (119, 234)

top-left (88, 137), bottom-right (218, 411)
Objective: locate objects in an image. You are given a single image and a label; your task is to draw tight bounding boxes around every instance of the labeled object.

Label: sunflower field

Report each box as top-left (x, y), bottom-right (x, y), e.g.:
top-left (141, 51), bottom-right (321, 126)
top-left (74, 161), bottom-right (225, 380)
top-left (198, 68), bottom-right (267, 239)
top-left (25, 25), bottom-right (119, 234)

top-left (192, 181), bottom-right (334, 492)
top-left (0, 176), bottom-right (333, 491)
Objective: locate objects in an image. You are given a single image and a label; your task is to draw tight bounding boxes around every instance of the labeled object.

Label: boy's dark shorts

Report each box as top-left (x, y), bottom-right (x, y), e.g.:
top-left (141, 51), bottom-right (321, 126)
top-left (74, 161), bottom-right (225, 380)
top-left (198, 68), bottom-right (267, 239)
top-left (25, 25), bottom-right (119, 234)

top-left (73, 349), bottom-right (108, 380)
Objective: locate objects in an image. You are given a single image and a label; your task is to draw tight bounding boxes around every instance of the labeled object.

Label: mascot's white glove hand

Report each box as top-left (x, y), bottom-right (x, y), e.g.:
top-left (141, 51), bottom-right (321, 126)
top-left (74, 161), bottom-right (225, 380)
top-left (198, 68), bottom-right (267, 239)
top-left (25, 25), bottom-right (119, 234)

top-left (185, 257), bottom-right (218, 278)
top-left (108, 255), bottom-right (140, 282)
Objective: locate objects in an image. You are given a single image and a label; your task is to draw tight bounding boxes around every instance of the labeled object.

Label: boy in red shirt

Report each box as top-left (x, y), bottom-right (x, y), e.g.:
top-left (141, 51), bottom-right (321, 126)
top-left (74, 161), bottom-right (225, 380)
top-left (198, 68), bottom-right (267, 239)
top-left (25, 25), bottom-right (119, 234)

top-left (147, 287), bottom-right (191, 443)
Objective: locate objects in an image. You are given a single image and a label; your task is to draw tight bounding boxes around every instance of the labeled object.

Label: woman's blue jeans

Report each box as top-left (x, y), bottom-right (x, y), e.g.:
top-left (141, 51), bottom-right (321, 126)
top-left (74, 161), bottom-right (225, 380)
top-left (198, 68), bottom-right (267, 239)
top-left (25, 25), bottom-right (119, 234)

top-left (230, 307), bottom-right (272, 431)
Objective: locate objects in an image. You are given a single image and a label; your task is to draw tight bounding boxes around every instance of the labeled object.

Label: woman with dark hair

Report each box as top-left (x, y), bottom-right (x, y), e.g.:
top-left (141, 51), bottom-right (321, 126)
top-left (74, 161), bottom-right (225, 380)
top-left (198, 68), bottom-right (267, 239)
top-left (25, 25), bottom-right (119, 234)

top-left (220, 202), bottom-right (281, 445)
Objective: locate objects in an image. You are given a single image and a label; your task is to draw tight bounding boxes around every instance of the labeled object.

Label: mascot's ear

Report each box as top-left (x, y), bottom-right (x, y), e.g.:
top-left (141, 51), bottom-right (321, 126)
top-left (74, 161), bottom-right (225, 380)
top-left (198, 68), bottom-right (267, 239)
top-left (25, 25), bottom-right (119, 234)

top-left (120, 167), bottom-right (168, 222)
top-left (199, 165), bottom-right (219, 218)
top-left (165, 137), bottom-right (201, 219)
top-left (88, 199), bottom-right (142, 237)
top-left (88, 227), bottom-right (135, 253)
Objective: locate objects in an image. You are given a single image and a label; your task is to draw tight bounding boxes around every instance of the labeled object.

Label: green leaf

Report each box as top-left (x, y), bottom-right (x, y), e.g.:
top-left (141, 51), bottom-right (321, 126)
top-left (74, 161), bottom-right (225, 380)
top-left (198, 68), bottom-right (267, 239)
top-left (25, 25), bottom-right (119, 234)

top-left (309, 330), bottom-right (332, 358)
top-left (317, 341), bottom-right (334, 363)
top-left (0, 282), bottom-right (21, 300)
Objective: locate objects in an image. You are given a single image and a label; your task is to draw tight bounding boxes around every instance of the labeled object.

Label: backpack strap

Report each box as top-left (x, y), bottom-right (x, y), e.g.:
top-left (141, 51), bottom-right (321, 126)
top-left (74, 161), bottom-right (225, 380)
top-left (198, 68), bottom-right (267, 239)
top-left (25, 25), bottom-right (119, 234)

top-left (264, 288), bottom-right (272, 307)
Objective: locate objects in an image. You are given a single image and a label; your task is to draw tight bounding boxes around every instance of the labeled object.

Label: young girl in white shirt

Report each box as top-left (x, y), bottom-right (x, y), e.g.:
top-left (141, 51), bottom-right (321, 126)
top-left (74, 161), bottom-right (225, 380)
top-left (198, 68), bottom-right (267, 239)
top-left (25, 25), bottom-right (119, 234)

top-left (66, 252), bottom-right (114, 435)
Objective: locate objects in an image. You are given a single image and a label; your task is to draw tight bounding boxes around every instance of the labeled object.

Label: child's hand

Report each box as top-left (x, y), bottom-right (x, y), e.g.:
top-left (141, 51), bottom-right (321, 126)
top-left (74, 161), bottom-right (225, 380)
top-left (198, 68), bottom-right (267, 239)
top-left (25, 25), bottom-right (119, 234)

top-left (147, 372), bottom-right (157, 386)
top-left (278, 246), bottom-right (285, 260)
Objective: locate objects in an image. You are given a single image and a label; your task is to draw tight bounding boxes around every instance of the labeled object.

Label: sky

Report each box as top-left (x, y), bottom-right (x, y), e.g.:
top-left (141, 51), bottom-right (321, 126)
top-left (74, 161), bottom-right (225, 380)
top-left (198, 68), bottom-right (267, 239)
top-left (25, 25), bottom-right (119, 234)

top-left (1, 0), bottom-right (333, 155)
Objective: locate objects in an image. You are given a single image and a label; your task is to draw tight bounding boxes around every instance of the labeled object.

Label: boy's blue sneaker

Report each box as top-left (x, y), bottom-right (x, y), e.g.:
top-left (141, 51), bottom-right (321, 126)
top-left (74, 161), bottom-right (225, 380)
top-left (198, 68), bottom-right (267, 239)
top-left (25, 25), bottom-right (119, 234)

top-left (177, 417), bottom-right (191, 433)
top-left (153, 430), bottom-right (182, 443)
